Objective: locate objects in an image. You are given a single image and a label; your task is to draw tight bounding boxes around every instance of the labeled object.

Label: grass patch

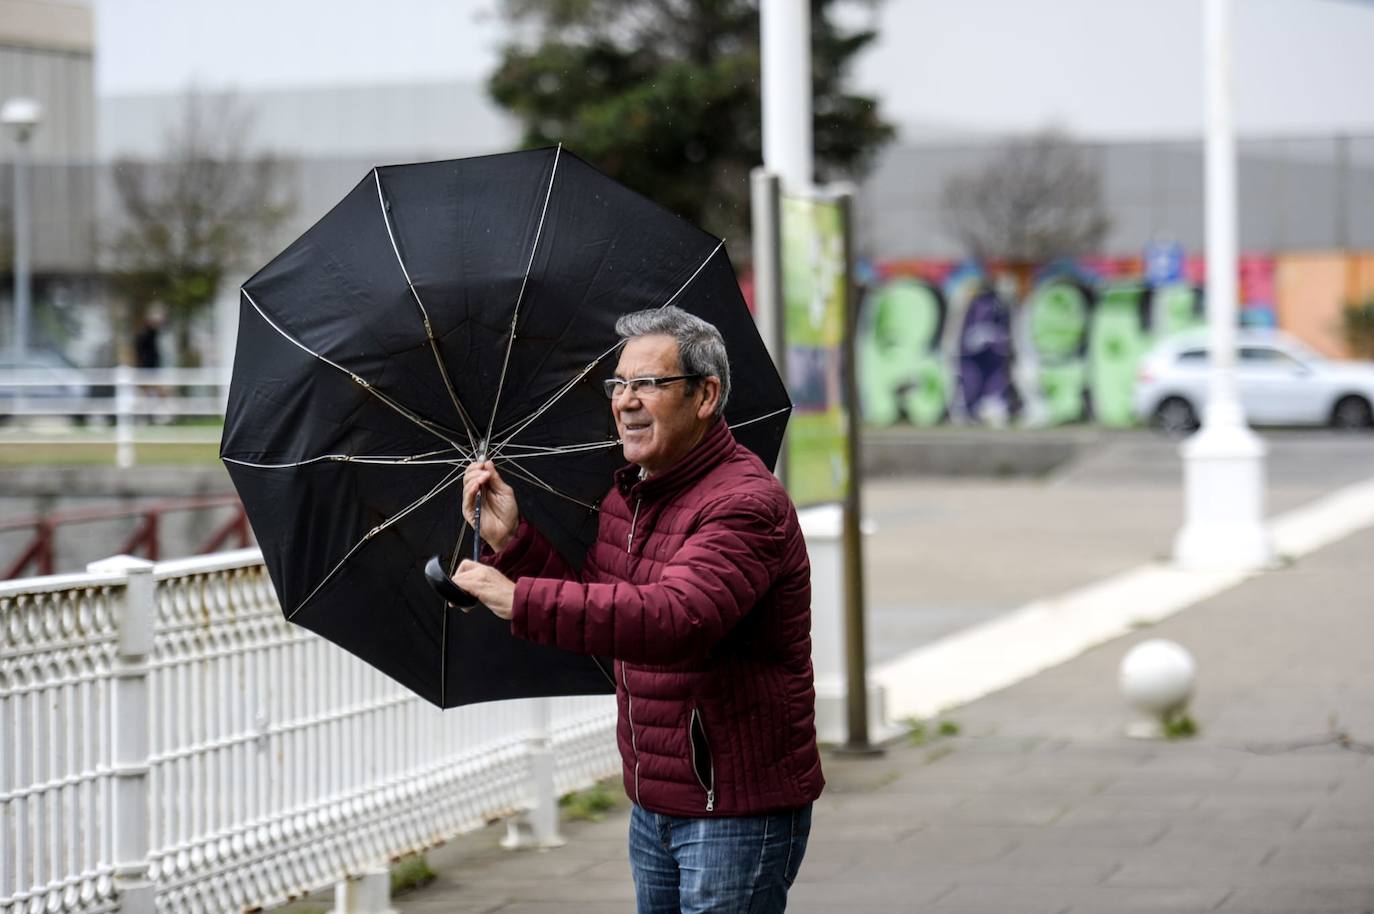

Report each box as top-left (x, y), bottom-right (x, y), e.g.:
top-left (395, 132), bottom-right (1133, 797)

top-left (390, 854), bottom-right (436, 896)
top-left (0, 441), bottom-right (222, 465)
top-left (559, 779), bottom-right (621, 822)
top-left (1162, 710), bottom-right (1198, 740)
top-left (901, 716), bottom-right (961, 747)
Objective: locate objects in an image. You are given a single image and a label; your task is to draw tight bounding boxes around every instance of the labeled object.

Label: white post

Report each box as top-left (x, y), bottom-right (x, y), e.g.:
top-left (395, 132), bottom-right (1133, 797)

top-left (11, 135), bottom-right (31, 358)
top-left (751, 168), bottom-right (787, 486)
top-left (331, 868), bottom-right (396, 914)
top-left (1173, 0), bottom-right (1271, 570)
top-left (760, 0), bottom-right (813, 194)
top-left (115, 364), bottom-right (135, 469)
top-left (3, 98), bottom-right (41, 357)
top-left (92, 555), bottom-right (157, 914)
top-left (501, 698), bottom-right (564, 850)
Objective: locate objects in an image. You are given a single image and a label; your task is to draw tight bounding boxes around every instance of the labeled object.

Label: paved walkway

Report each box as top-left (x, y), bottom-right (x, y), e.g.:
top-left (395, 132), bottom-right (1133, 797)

top-left (390, 444), bottom-right (1374, 913)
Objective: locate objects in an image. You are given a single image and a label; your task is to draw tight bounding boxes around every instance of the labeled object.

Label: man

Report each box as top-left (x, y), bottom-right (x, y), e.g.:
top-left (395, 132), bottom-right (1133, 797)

top-left (454, 305), bottom-right (824, 913)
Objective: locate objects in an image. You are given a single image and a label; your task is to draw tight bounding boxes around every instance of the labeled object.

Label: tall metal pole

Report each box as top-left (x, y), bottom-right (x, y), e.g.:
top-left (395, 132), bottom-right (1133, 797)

top-left (760, 0), bottom-right (813, 193)
top-left (1173, 0), bottom-right (1271, 570)
top-left (837, 189), bottom-right (879, 755)
top-left (12, 135), bottom-right (31, 357)
top-left (750, 168), bottom-right (787, 487)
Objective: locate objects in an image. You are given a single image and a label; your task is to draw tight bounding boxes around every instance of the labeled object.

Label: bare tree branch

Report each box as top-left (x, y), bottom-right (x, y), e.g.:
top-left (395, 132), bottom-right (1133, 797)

top-left (940, 130), bottom-right (1110, 263)
top-left (109, 90), bottom-right (295, 364)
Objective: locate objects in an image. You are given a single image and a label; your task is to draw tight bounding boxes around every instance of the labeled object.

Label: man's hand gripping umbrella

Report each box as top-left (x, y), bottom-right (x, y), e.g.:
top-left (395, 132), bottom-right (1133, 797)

top-left (424, 455), bottom-right (519, 619)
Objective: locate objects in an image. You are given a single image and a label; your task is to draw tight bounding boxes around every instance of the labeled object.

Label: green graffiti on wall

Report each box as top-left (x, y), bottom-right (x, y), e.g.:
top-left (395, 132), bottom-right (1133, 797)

top-left (1153, 283), bottom-right (1205, 338)
top-left (859, 279), bottom-right (947, 427)
top-left (1026, 281), bottom-right (1091, 425)
top-left (1088, 284), bottom-right (1153, 427)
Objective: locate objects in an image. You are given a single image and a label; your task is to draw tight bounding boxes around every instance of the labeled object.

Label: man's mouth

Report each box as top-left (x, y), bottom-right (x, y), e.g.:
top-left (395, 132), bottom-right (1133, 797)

top-left (622, 420), bottom-right (651, 434)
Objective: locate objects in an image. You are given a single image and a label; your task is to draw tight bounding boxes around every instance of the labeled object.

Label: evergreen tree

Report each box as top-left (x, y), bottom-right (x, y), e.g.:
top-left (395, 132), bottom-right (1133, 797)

top-left (488, 0), bottom-right (894, 252)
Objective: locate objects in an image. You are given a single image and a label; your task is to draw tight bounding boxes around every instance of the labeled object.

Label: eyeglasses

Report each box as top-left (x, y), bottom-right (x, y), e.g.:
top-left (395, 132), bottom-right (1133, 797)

top-left (602, 374), bottom-right (701, 400)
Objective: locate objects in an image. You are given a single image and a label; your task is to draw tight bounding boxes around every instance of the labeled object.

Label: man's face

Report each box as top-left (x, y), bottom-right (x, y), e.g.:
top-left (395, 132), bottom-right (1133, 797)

top-left (611, 334), bottom-right (718, 477)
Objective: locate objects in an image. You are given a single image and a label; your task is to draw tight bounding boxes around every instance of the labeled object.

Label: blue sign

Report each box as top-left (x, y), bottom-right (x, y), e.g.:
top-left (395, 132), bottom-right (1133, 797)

top-left (1144, 239), bottom-right (1185, 286)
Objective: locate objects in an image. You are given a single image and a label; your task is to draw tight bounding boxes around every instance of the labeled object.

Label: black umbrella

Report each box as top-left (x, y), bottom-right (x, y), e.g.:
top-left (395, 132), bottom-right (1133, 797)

top-left (220, 147), bottom-right (791, 708)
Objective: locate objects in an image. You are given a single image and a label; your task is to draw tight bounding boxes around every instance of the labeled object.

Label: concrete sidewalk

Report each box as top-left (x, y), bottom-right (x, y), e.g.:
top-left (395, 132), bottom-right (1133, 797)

top-left (390, 512), bottom-right (1373, 911)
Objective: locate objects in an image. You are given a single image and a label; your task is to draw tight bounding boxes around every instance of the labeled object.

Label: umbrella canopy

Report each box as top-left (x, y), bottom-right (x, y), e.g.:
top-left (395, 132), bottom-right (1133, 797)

top-left (221, 147), bottom-right (791, 708)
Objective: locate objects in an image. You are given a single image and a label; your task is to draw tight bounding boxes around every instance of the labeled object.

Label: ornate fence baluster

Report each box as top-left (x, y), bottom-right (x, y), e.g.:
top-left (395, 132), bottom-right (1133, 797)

top-left (3, 552), bottom-right (617, 914)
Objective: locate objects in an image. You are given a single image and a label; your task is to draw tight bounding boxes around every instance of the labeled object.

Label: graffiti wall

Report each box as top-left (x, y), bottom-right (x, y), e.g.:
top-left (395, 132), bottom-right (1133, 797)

top-left (854, 251), bottom-right (1341, 428)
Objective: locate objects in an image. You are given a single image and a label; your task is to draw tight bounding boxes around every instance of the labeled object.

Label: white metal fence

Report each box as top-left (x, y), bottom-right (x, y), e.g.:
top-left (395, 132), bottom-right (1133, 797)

top-left (0, 550), bottom-right (619, 914)
top-left (0, 367), bottom-right (227, 467)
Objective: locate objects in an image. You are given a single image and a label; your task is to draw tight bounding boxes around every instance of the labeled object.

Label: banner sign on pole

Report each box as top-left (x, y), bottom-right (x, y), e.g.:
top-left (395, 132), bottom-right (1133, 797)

top-left (781, 192), bottom-right (849, 507)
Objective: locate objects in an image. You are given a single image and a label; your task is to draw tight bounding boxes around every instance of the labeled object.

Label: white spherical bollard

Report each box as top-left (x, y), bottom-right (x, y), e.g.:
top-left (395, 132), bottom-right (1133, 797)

top-left (1119, 639), bottom-right (1197, 739)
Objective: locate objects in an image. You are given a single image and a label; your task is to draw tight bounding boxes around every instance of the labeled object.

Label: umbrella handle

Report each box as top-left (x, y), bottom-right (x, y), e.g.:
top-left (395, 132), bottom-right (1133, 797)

top-left (424, 555), bottom-right (479, 611)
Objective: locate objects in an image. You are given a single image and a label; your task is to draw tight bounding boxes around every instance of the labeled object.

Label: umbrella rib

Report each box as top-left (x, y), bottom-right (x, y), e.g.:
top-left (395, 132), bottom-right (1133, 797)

top-left (223, 447), bottom-right (471, 470)
top-left (727, 406), bottom-right (792, 432)
top-left (487, 240), bottom-right (724, 455)
top-left (659, 239), bottom-right (725, 310)
top-left (488, 339), bottom-right (626, 454)
top-left (219, 453), bottom-right (467, 467)
top-left (493, 404), bottom-right (786, 468)
top-left (497, 458), bottom-right (601, 513)
top-left (373, 168), bottom-right (480, 450)
top-left (483, 143), bottom-right (563, 452)
top-left (241, 288), bottom-right (466, 451)
top-left (286, 465), bottom-right (466, 620)
top-left (496, 439), bottom-right (622, 458)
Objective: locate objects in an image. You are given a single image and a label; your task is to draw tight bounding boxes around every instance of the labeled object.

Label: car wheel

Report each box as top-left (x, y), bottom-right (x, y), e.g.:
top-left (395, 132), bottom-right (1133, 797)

top-left (1331, 395), bottom-right (1374, 430)
top-left (1152, 397), bottom-right (1199, 437)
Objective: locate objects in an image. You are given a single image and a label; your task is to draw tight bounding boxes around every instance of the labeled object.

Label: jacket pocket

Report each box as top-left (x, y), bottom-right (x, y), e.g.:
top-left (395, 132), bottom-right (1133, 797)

top-left (689, 706), bottom-right (716, 812)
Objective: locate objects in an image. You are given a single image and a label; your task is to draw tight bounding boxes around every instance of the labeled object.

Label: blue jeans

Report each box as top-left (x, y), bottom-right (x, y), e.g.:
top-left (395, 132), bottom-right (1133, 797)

top-left (628, 803), bottom-right (812, 914)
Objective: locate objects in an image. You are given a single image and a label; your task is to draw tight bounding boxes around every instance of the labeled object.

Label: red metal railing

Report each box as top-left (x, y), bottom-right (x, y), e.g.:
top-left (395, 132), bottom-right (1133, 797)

top-left (1, 496), bottom-right (252, 579)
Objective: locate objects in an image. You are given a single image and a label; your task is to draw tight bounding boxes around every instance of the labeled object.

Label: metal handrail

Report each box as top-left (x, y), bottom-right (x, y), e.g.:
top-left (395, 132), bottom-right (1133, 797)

top-left (0, 495), bottom-right (251, 579)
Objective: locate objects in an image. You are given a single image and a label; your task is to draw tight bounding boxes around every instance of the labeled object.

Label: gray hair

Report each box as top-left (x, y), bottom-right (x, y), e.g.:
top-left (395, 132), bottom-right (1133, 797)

top-left (614, 305), bottom-right (730, 416)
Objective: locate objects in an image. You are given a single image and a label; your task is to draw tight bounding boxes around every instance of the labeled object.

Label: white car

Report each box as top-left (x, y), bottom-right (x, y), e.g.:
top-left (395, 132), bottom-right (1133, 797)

top-left (1134, 330), bottom-right (1374, 435)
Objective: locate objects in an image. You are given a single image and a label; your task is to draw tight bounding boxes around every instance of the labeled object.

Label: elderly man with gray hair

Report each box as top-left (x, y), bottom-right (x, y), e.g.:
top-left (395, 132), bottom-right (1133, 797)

top-left (455, 305), bottom-right (824, 913)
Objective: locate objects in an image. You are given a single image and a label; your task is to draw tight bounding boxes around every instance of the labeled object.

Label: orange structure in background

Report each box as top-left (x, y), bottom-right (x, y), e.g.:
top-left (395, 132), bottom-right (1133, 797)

top-left (1275, 251), bottom-right (1374, 359)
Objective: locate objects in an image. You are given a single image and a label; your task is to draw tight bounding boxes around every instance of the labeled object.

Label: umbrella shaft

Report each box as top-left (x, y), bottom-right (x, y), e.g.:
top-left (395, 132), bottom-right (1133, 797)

top-left (472, 491), bottom-right (483, 562)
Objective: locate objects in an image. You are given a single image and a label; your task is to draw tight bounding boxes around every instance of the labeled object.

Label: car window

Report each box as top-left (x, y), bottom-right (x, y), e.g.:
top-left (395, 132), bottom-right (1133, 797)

top-left (1240, 347), bottom-right (1305, 369)
top-left (1177, 349), bottom-right (1207, 363)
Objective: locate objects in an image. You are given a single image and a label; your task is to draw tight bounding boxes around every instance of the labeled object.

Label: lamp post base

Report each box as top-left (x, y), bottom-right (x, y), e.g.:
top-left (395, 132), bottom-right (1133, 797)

top-left (1173, 418), bottom-right (1272, 571)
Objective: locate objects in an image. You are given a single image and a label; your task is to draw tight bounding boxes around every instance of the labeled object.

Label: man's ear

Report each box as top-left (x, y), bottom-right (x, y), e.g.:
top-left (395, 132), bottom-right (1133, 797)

top-left (695, 376), bottom-right (722, 420)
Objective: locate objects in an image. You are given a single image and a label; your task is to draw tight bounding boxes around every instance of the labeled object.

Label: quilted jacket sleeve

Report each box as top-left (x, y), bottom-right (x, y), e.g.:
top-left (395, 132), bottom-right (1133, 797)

top-left (489, 519), bottom-right (576, 582)
top-left (510, 493), bottom-right (786, 664)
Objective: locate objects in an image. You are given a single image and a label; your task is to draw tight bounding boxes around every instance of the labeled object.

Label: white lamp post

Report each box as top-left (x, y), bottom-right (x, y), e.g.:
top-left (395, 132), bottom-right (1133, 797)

top-left (1173, 0), bottom-right (1272, 570)
top-left (2, 96), bottom-right (42, 358)
top-left (760, 0), bottom-right (813, 194)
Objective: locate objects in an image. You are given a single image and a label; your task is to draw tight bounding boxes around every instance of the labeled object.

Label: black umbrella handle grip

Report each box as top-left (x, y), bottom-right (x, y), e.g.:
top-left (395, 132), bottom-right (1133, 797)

top-left (425, 555), bottom-right (478, 612)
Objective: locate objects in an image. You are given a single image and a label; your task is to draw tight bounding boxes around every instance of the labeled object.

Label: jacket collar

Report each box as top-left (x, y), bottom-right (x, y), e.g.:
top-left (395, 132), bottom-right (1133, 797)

top-left (614, 417), bottom-right (734, 502)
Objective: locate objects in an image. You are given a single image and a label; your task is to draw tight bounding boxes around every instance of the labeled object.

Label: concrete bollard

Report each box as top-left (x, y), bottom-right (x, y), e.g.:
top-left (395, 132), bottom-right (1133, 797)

top-left (331, 867), bottom-right (395, 914)
top-left (1120, 639), bottom-right (1197, 739)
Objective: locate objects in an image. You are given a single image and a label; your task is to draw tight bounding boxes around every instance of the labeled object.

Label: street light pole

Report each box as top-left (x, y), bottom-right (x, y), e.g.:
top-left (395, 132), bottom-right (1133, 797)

top-left (1173, 0), bottom-right (1272, 570)
top-left (760, 0), bottom-right (813, 193)
top-left (3, 97), bottom-right (42, 358)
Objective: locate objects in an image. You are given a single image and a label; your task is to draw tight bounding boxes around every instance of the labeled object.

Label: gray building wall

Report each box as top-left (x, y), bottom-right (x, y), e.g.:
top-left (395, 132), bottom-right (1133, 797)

top-left (99, 80), bottom-right (520, 162)
top-left (856, 135), bottom-right (1374, 261)
top-left (0, 0), bottom-right (97, 274)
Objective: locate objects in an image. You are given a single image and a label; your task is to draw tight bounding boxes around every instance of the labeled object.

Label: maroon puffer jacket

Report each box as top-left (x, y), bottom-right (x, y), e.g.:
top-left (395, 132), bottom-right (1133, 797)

top-left (493, 418), bottom-right (824, 817)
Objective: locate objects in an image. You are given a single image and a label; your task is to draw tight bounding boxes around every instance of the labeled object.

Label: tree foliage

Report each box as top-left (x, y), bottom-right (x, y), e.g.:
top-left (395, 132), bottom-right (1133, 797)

top-left (109, 91), bottom-right (294, 364)
top-left (940, 130), bottom-right (1110, 264)
top-left (487, 0), bottom-right (894, 249)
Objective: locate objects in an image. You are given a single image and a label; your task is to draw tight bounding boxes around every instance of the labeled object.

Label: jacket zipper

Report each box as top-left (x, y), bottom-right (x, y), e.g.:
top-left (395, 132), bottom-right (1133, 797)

top-left (689, 707), bottom-right (716, 812)
top-left (623, 663), bottom-right (642, 806)
top-left (626, 496), bottom-right (642, 552)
